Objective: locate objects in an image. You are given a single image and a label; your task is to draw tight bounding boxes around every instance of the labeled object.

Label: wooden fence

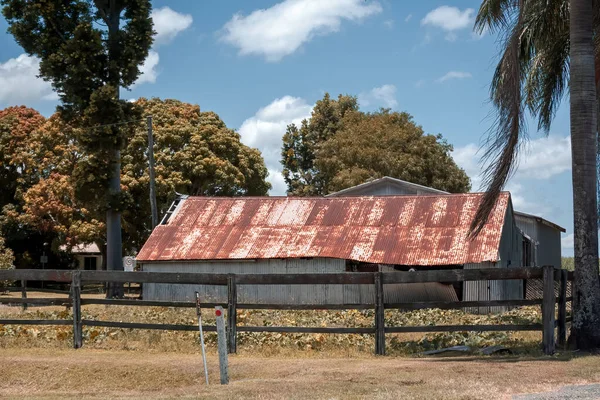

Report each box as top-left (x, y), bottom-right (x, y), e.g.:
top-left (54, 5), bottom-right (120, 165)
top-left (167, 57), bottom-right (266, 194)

top-left (0, 266), bottom-right (572, 355)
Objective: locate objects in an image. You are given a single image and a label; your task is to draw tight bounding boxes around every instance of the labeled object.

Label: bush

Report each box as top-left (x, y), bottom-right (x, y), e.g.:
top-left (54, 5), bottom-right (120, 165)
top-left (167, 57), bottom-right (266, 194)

top-left (0, 236), bottom-right (15, 289)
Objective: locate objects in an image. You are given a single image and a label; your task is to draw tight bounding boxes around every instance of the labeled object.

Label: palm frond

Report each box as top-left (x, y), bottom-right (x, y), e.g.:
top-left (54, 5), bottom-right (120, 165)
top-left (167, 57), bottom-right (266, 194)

top-left (470, 1), bottom-right (527, 236)
top-left (475, 0), bottom-right (519, 34)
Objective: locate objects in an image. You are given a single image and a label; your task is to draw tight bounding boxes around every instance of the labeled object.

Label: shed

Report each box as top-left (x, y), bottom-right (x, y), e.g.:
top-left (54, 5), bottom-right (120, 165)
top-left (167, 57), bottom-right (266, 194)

top-left (137, 193), bottom-right (524, 309)
top-left (61, 243), bottom-right (103, 271)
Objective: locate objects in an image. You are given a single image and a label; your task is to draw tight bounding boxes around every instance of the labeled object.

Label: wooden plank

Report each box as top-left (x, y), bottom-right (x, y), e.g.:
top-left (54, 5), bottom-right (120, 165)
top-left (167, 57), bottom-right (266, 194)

top-left (81, 270), bottom-right (229, 285)
top-left (237, 303), bottom-right (375, 310)
top-left (80, 298), bottom-right (226, 308)
top-left (227, 275), bottom-right (237, 354)
top-left (21, 280), bottom-right (27, 311)
top-left (385, 324), bottom-right (542, 333)
top-left (385, 299), bottom-right (542, 310)
top-left (0, 298), bottom-right (71, 306)
top-left (82, 320), bottom-right (217, 332)
top-left (237, 326), bottom-right (375, 334)
top-left (0, 319), bottom-right (72, 326)
top-left (72, 271), bottom-right (82, 349)
top-left (0, 267), bottom-right (550, 286)
top-left (0, 270), bottom-right (73, 283)
top-left (374, 272), bottom-right (385, 355)
top-left (382, 267), bottom-right (543, 284)
top-left (557, 269), bottom-right (568, 348)
top-left (542, 265), bottom-right (556, 355)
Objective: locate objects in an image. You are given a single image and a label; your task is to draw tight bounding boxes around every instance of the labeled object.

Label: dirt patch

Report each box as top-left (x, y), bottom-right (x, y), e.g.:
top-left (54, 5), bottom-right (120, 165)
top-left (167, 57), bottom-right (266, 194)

top-left (0, 349), bottom-right (598, 399)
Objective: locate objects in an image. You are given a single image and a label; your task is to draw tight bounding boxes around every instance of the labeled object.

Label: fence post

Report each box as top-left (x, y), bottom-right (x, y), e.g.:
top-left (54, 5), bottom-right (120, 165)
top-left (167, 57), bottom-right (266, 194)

top-left (542, 265), bottom-right (555, 355)
top-left (71, 271), bottom-right (83, 349)
top-left (21, 279), bottom-right (27, 311)
top-left (215, 306), bottom-right (229, 384)
top-left (374, 272), bottom-right (385, 355)
top-left (557, 269), bottom-right (568, 348)
top-left (227, 274), bottom-right (237, 354)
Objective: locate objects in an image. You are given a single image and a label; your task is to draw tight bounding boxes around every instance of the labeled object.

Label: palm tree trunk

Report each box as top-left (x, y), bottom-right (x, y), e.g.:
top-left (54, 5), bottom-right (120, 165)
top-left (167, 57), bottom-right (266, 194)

top-left (569, 0), bottom-right (600, 350)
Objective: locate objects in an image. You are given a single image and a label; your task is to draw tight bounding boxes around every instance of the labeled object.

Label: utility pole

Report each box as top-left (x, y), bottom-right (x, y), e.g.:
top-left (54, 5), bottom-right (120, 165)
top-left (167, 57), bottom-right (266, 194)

top-left (147, 115), bottom-right (158, 229)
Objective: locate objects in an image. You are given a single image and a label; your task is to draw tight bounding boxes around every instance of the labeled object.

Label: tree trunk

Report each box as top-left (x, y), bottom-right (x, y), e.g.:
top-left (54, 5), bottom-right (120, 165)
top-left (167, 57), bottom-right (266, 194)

top-left (105, 0), bottom-right (124, 298)
top-left (569, 0), bottom-right (600, 350)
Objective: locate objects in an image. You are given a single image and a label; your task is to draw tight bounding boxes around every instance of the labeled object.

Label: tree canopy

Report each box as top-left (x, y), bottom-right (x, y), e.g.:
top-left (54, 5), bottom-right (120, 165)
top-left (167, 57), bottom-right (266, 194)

top-left (0, 99), bottom-right (271, 266)
top-left (281, 93), bottom-right (470, 196)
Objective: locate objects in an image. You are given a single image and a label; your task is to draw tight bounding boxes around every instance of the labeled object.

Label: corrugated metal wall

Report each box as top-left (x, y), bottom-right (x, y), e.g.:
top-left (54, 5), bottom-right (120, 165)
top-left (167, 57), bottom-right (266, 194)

top-left (515, 215), bottom-right (562, 268)
top-left (141, 258), bottom-right (458, 304)
top-left (537, 223), bottom-right (561, 268)
top-left (142, 258), bottom-right (346, 304)
top-left (463, 204), bottom-right (524, 313)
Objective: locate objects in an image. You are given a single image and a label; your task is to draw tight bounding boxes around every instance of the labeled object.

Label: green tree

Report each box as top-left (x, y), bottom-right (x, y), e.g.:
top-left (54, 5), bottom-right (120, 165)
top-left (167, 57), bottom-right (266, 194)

top-left (281, 93), bottom-right (359, 195)
top-left (121, 98), bottom-right (271, 250)
top-left (0, 235), bottom-right (14, 289)
top-left (2, 0), bottom-right (154, 297)
top-left (280, 93), bottom-right (469, 195)
top-left (473, 0), bottom-right (600, 349)
top-left (317, 110), bottom-right (470, 194)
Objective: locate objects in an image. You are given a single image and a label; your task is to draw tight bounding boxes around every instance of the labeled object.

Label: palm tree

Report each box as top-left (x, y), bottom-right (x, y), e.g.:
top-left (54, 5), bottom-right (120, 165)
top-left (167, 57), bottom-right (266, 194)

top-left (474, 0), bottom-right (600, 349)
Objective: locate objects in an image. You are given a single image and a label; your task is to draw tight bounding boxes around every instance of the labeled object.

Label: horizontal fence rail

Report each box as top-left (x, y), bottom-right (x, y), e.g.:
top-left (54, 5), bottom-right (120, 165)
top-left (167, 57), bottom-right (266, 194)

top-left (0, 266), bottom-right (572, 355)
top-left (0, 266), bottom-right (559, 285)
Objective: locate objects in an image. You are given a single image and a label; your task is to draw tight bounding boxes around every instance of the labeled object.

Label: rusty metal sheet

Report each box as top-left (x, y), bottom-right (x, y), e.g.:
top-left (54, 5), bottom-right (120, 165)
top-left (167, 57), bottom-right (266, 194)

top-left (137, 193), bottom-right (510, 266)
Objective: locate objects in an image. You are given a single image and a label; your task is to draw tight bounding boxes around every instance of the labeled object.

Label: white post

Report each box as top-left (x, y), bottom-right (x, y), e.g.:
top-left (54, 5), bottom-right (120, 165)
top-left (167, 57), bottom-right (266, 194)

top-left (215, 306), bottom-right (229, 385)
top-left (195, 292), bottom-right (209, 385)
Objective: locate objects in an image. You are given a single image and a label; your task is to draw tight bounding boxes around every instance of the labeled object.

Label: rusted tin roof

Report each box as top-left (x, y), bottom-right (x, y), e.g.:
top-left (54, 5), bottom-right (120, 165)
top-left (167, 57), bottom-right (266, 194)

top-left (137, 193), bottom-right (511, 266)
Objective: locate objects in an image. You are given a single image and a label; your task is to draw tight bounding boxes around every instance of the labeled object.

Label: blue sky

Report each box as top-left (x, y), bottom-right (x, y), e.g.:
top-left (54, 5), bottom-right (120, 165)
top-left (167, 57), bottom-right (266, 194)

top-left (0, 0), bottom-right (574, 255)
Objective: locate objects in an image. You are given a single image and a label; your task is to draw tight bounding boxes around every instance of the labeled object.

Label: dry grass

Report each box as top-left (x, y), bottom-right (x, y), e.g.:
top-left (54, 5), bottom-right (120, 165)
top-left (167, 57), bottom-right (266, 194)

top-left (0, 348), bottom-right (599, 399)
top-left (0, 291), bottom-right (546, 356)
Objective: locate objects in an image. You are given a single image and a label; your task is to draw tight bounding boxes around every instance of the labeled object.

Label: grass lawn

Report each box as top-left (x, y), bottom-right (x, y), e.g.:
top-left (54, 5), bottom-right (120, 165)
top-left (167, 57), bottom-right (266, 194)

top-left (1, 348), bottom-right (600, 399)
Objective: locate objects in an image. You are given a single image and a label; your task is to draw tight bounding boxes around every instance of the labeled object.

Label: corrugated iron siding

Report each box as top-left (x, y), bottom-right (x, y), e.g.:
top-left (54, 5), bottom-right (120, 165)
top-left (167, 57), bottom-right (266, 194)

top-left (463, 203), bottom-right (524, 313)
top-left (141, 259), bottom-right (458, 304)
top-left (515, 215), bottom-right (562, 268)
top-left (138, 193), bottom-right (510, 266)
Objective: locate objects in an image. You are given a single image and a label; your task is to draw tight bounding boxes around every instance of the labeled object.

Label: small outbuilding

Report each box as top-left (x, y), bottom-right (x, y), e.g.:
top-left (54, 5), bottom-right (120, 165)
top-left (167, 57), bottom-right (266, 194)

top-left (136, 191), bottom-right (526, 309)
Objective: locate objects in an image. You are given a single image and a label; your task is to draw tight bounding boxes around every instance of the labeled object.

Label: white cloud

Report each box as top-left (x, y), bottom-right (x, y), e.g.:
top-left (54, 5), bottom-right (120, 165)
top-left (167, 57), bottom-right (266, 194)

top-left (452, 136), bottom-right (570, 218)
top-left (414, 79), bottom-right (426, 88)
top-left (452, 135), bottom-right (572, 192)
top-left (268, 169), bottom-right (288, 196)
top-left (517, 136), bottom-right (571, 179)
top-left (359, 84), bottom-right (398, 108)
top-left (405, 14), bottom-right (413, 22)
top-left (152, 7), bottom-right (193, 46)
top-left (383, 19), bottom-right (394, 29)
top-left (133, 7), bottom-right (192, 87)
top-left (239, 96), bottom-right (313, 195)
top-left (561, 235), bottom-right (576, 257)
top-left (561, 233), bottom-right (574, 251)
top-left (220, 0), bottom-right (382, 62)
top-left (421, 6), bottom-right (474, 32)
top-left (0, 54), bottom-right (57, 104)
top-left (437, 71), bottom-right (472, 83)
top-left (135, 51), bottom-right (160, 86)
